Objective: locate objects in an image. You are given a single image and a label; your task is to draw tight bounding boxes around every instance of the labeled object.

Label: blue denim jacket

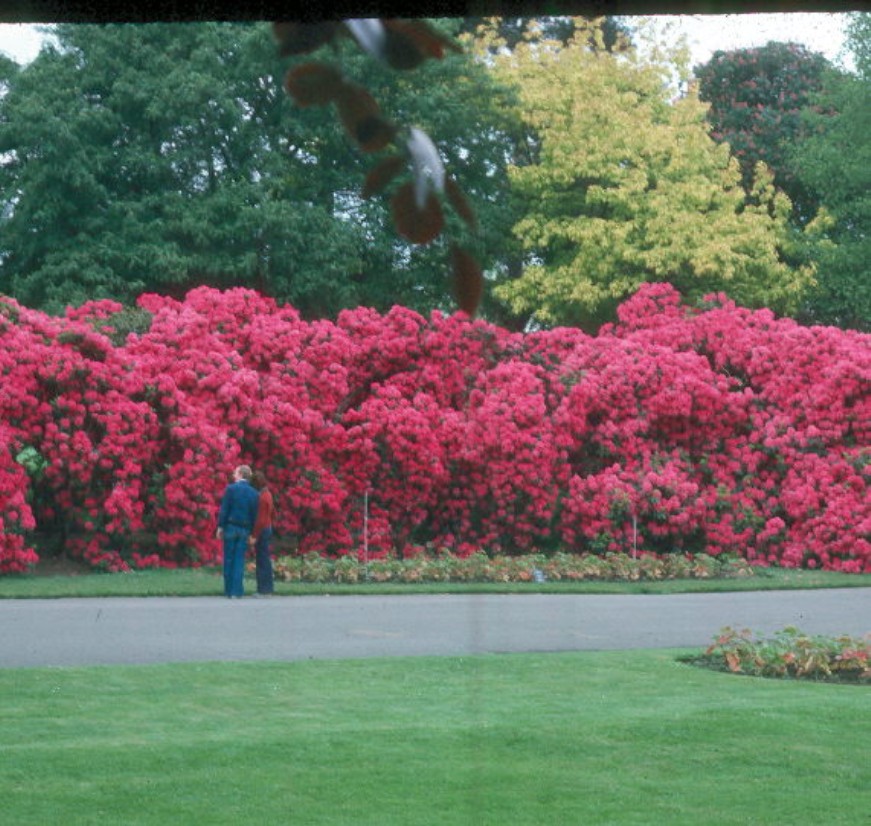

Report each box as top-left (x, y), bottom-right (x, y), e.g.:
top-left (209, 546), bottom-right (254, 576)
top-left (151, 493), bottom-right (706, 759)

top-left (217, 480), bottom-right (260, 532)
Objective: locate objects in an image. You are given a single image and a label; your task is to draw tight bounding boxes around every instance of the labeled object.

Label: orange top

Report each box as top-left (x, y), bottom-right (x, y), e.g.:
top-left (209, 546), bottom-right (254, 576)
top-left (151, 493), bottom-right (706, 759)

top-left (252, 488), bottom-right (274, 540)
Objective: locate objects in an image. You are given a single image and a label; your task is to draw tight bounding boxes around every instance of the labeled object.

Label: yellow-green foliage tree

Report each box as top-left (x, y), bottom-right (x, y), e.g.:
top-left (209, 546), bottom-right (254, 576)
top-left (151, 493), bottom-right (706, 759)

top-left (485, 18), bottom-right (815, 331)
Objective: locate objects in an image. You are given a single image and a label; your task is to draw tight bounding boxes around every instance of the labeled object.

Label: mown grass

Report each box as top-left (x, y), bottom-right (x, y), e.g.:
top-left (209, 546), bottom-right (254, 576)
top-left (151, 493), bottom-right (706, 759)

top-left (1, 563), bottom-right (870, 599)
top-left (1, 651), bottom-right (868, 825)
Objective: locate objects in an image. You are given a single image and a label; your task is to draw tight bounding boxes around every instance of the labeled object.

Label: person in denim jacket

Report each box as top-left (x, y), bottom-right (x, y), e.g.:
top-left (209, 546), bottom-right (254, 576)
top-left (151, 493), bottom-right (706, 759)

top-left (216, 465), bottom-right (260, 598)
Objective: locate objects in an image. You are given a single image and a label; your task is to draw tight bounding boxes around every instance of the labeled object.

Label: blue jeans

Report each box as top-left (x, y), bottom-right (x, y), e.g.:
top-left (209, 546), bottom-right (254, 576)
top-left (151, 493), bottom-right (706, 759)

top-left (255, 527), bottom-right (274, 595)
top-left (222, 525), bottom-right (249, 597)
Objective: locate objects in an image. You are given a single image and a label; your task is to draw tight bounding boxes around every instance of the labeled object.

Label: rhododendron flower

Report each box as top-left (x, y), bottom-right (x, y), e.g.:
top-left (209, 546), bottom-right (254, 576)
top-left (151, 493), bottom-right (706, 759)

top-left (0, 284), bottom-right (868, 572)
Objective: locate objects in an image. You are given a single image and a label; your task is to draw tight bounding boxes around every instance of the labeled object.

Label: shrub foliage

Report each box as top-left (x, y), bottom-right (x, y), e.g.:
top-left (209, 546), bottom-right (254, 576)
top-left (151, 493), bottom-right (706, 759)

top-left (271, 550), bottom-right (754, 584)
top-left (0, 283), bottom-right (868, 573)
top-left (692, 626), bottom-right (871, 684)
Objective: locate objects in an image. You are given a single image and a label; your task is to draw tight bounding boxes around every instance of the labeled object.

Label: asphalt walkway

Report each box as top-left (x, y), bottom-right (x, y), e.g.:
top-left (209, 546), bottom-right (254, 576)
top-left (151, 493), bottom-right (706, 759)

top-left (1, 589), bottom-right (869, 667)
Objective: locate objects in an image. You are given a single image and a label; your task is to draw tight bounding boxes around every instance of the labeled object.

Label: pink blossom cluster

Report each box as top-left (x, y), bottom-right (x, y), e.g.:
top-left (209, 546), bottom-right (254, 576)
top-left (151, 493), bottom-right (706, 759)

top-left (0, 283), bottom-right (868, 573)
top-left (0, 423), bottom-right (38, 572)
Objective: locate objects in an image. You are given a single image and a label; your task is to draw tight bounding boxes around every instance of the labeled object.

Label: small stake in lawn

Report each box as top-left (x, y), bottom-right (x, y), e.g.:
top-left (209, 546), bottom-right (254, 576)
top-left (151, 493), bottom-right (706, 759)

top-left (632, 510), bottom-right (638, 560)
top-left (363, 488), bottom-right (370, 580)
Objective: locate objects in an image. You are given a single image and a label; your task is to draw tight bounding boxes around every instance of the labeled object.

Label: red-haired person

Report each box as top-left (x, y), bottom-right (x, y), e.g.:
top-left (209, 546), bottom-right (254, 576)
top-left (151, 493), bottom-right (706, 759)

top-left (250, 471), bottom-right (275, 596)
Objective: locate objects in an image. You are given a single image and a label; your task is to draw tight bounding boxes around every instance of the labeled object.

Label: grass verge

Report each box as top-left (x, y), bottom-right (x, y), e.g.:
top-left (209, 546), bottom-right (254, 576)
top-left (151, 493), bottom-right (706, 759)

top-left (1, 651), bottom-right (868, 825)
top-left (1, 564), bottom-right (870, 599)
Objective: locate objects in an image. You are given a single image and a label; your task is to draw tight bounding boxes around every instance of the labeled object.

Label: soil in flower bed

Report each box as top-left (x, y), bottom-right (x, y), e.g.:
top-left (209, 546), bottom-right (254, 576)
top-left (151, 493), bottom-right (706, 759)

top-left (680, 655), bottom-right (871, 685)
top-left (32, 555), bottom-right (93, 576)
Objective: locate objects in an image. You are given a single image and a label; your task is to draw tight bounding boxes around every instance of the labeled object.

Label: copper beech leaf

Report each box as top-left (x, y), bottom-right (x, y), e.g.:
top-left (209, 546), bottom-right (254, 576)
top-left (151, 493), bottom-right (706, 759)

top-left (362, 156), bottom-right (406, 199)
top-left (283, 63), bottom-right (344, 107)
top-left (335, 84), bottom-right (395, 152)
top-left (355, 116), bottom-right (397, 154)
top-left (450, 244), bottom-right (483, 316)
top-left (391, 182), bottom-right (444, 245)
top-left (273, 22), bottom-right (340, 56)
top-left (382, 19), bottom-right (461, 69)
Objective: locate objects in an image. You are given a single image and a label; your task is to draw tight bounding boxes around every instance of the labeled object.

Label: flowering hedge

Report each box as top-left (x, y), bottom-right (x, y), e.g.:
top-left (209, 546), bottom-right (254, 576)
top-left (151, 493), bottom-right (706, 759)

top-left (0, 282), bottom-right (868, 573)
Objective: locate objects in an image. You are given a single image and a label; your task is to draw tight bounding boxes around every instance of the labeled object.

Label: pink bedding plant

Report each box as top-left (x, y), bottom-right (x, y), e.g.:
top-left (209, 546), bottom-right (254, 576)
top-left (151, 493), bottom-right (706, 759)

top-left (0, 281), bottom-right (868, 573)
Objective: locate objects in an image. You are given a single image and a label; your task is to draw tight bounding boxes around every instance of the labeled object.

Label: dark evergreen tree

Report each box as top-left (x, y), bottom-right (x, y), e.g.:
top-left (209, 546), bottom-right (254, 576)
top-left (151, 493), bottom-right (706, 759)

top-left (0, 21), bottom-right (517, 318)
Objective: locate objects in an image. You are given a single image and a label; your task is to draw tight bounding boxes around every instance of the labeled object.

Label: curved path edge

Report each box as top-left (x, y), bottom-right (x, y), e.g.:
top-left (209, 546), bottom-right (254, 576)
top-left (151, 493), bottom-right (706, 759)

top-left (1, 589), bottom-right (869, 668)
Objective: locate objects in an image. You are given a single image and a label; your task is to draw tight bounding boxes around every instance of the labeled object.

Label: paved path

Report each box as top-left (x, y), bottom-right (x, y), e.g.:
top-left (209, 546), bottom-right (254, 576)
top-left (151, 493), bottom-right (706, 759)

top-left (1, 589), bottom-right (868, 668)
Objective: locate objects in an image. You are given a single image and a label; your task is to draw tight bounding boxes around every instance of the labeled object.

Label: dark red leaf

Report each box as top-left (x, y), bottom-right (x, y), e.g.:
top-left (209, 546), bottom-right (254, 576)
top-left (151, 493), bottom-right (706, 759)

top-left (362, 156), bottom-right (406, 199)
top-left (273, 22), bottom-right (340, 56)
top-left (450, 244), bottom-right (483, 316)
top-left (383, 19), bottom-right (461, 68)
top-left (355, 116), bottom-right (397, 153)
top-left (335, 83), bottom-right (380, 127)
top-left (283, 63), bottom-right (344, 107)
top-left (335, 84), bottom-right (395, 152)
top-left (391, 182), bottom-right (444, 245)
top-left (380, 28), bottom-right (426, 70)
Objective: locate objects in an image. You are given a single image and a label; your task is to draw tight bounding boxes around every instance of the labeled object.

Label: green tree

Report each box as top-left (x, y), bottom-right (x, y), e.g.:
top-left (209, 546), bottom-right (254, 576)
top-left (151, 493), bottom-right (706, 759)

top-left (791, 13), bottom-right (871, 331)
top-left (0, 21), bottom-right (516, 317)
top-left (487, 18), bottom-right (814, 332)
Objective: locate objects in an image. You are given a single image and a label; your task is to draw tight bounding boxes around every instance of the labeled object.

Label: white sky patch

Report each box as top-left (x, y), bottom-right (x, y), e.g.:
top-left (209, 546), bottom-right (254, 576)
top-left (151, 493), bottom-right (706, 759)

top-left (643, 12), bottom-right (852, 71)
top-left (0, 24), bottom-right (51, 64)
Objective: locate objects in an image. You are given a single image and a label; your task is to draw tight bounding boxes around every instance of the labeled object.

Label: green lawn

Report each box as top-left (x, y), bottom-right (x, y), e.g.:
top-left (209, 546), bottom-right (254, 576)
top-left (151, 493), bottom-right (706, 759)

top-left (2, 564), bottom-right (871, 599)
top-left (1, 651), bottom-right (868, 825)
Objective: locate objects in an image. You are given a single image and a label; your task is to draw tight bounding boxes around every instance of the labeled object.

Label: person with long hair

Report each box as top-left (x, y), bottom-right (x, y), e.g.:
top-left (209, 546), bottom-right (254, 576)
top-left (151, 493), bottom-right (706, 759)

top-left (250, 470), bottom-right (275, 596)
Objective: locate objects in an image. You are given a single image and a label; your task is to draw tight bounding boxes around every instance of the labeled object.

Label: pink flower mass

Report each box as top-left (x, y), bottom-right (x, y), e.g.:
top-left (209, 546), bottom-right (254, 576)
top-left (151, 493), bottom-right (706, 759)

top-left (0, 283), bottom-right (868, 573)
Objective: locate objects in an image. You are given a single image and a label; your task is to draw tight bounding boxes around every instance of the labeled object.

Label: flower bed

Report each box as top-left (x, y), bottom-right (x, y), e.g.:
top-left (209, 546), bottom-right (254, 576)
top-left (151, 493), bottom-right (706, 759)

top-left (271, 551), bottom-right (755, 584)
top-left (687, 626), bottom-right (871, 684)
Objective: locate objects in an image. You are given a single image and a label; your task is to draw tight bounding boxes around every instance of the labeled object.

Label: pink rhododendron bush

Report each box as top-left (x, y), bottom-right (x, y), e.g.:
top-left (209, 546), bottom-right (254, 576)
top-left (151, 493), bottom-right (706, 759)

top-left (0, 283), bottom-right (868, 574)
